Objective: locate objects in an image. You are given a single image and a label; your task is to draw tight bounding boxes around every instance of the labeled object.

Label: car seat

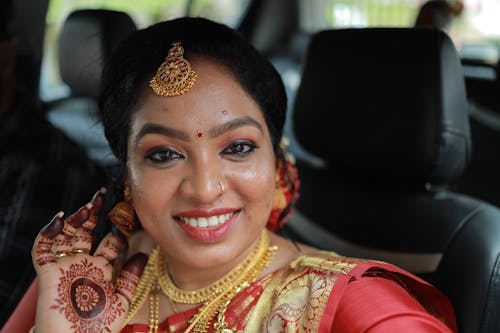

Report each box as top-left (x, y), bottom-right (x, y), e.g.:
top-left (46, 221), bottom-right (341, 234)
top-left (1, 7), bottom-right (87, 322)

top-left (287, 28), bottom-right (500, 333)
top-left (458, 60), bottom-right (500, 208)
top-left (45, 9), bottom-right (137, 166)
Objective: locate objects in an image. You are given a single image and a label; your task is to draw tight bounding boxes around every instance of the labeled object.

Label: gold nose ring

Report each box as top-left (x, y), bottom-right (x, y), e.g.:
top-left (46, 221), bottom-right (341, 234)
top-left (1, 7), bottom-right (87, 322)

top-left (218, 181), bottom-right (225, 194)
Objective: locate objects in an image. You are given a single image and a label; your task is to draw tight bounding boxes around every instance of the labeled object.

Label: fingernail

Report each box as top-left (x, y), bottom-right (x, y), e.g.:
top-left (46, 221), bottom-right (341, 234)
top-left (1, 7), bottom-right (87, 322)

top-left (91, 192), bottom-right (104, 212)
top-left (122, 253), bottom-right (149, 276)
top-left (68, 204), bottom-right (92, 227)
top-left (41, 212), bottom-right (64, 238)
top-left (92, 187), bottom-right (106, 201)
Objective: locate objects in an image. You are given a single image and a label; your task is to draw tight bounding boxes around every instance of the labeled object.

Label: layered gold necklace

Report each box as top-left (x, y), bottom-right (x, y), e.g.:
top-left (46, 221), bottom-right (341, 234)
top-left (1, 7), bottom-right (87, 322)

top-left (125, 230), bottom-right (277, 333)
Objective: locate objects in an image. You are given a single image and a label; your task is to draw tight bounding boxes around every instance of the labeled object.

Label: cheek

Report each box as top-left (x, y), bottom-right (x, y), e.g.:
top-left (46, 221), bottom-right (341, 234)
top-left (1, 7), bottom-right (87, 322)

top-left (227, 158), bottom-right (276, 212)
top-left (127, 160), bottom-right (178, 223)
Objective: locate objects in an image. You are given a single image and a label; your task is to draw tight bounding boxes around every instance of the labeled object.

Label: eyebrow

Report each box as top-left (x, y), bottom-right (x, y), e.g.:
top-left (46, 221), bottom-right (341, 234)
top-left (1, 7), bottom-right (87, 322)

top-left (208, 116), bottom-right (263, 138)
top-left (134, 115), bottom-right (264, 145)
top-left (134, 123), bottom-right (191, 145)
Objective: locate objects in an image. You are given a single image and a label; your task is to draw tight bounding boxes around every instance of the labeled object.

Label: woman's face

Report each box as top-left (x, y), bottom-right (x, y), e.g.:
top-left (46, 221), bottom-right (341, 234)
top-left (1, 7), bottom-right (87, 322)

top-left (127, 59), bottom-right (276, 270)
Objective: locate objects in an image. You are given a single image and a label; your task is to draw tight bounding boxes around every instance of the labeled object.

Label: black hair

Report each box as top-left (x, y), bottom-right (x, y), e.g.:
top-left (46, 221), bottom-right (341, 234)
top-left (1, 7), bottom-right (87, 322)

top-left (99, 17), bottom-right (287, 200)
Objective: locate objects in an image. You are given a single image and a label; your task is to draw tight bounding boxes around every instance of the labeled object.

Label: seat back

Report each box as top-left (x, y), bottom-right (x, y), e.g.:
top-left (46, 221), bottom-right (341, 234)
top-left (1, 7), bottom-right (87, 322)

top-left (289, 28), bottom-right (500, 333)
top-left (45, 9), bottom-right (137, 166)
top-left (458, 60), bottom-right (500, 207)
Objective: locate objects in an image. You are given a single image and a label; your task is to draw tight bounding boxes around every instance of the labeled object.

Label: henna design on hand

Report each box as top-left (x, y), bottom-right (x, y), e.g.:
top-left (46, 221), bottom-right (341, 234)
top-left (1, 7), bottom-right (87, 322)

top-left (52, 204), bottom-right (92, 256)
top-left (72, 189), bottom-right (106, 253)
top-left (116, 270), bottom-right (139, 305)
top-left (95, 234), bottom-right (125, 263)
top-left (71, 215), bottom-right (97, 250)
top-left (51, 259), bottom-right (124, 332)
top-left (116, 253), bottom-right (149, 305)
top-left (35, 212), bottom-right (64, 266)
top-left (36, 239), bottom-right (57, 266)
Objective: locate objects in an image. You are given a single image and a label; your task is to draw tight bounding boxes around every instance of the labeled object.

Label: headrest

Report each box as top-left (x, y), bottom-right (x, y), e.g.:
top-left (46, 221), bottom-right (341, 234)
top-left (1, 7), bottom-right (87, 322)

top-left (293, 28), bottom-right (470, 184)
top-left (58, 9), bottom-right (137, 97)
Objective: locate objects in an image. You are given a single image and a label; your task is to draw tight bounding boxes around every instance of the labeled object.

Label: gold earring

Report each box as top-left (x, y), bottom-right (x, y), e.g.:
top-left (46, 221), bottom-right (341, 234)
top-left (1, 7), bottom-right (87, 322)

top-left (272, 172), bottom-right (287, 211)
top-left (108, 185), bottom-right (136, 238)
top-left (267, 157), bottom-right (300, 232)
top-left (149, 41), bottom-right (197, 97)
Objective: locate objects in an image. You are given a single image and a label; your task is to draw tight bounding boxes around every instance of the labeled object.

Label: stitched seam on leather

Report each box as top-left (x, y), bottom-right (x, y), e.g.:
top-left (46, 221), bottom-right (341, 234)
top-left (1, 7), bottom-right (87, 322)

top-left (439, 203), bottom-right (483, 252)
top-left (479, 253), bottom-right (500, 333)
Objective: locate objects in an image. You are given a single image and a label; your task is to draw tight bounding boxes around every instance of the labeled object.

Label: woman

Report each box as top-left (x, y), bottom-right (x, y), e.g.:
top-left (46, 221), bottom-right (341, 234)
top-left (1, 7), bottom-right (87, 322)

top-left (8, 17), bottom-right (456, 333)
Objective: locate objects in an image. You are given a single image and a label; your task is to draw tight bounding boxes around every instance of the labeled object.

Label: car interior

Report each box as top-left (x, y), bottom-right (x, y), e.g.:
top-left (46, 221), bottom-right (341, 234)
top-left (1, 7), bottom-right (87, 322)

top-left (4, 0), bottom-right (500, 332)
top-left (287, 27), bottom-right (500, 333)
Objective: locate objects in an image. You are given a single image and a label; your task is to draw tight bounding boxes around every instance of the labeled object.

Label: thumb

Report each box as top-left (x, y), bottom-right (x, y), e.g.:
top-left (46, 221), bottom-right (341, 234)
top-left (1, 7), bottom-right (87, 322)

top-left (116, 253), bottom-right (149, 307)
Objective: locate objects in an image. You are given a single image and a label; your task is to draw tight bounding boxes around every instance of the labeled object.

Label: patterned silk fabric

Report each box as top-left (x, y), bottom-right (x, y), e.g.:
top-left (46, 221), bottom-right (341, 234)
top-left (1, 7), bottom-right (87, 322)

top-left (122, 253), bottom-right (373, 333)
top-left (3, 250), bottom-right (455, 332)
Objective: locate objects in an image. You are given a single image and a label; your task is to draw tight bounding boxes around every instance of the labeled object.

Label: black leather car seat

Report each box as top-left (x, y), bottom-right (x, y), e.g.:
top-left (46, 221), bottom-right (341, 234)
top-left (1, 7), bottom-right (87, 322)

top-left (458, 60), bottom-right (500, 207)
top-left (288, 28), bottom-right (500, 333)
top-left (45, 9), bottom-right (137, 166)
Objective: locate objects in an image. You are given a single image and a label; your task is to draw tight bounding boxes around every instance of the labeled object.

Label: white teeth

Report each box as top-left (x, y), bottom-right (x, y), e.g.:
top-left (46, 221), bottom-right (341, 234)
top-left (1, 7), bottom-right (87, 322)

top-left (208, 216), bottom-right (219, 226)
top-left (179, 212), bottom-right (234, 228)
top-left (198, 217), bottom-right (208, 227)
top-left (188, 218), bottom-right (197, 227)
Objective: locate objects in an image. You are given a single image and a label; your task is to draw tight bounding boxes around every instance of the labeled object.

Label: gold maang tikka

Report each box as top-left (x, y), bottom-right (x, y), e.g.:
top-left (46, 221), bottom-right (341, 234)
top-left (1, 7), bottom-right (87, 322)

top-left (149, 41), bottom-right (197, 97)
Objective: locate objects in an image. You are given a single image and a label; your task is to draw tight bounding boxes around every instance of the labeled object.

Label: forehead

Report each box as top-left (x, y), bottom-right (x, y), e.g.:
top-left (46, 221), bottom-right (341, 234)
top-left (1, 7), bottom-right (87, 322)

top-left (133, 59), bottom-right (267, 131)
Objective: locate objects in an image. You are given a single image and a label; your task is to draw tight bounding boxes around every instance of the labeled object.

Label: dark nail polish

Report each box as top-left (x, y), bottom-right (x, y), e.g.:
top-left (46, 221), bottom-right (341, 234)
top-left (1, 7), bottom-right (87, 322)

top-left (91, 188), bottom-right (106, 212)
top-left (41, 212), bottom-right (64, 238)
top-left (91, 194), bottom-right (104, 213)
top-left (122, 253), bottom-right (149, 276)
top-left (68, 204), bottom-right (92, 227)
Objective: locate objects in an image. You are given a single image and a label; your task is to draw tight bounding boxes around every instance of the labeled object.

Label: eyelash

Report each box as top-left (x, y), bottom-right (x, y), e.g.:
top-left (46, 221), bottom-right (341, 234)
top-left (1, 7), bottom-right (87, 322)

top-left (220, 140), bottom-right (258, 158)
top-left (145, 148), bottom-right (183, 164)
top-left (144, 140), bottom-right (258, 164)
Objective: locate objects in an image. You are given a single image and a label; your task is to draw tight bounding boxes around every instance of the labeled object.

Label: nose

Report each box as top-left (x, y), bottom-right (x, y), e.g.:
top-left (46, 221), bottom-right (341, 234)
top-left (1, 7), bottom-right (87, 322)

top-left (180, 155), bottom-right (223, 204)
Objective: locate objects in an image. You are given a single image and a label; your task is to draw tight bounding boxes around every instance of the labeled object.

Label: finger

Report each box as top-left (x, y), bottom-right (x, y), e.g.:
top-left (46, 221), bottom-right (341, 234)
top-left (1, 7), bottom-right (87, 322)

top-left (115, 253), bottom-right (148, 306)
top-left (93, 231), bottom-right (127, 263)
top-left (71, 188), bottom-right (107, 254)
top-left (52, 203), bottom-right (92, 257)
top-left (32, 212), bottom-right (64, 267)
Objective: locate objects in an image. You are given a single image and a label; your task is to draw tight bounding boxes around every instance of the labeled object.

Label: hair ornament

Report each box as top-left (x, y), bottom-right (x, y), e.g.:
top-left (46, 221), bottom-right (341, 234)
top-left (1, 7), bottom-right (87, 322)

top-left (267, 136), bottom-right (300, 232)
top-left (149, 41), bottom-right (197, 97)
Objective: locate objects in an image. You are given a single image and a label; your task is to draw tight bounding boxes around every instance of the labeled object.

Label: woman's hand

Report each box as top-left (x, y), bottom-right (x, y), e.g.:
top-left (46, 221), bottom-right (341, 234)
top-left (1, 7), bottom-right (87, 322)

top-left (31, 188), bottom-right (147, 333)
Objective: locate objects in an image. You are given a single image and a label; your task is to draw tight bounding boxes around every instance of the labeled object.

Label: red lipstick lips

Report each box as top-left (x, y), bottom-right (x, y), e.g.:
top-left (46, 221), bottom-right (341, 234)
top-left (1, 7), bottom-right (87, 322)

top-left (176, 208), bottom-right (239, 242)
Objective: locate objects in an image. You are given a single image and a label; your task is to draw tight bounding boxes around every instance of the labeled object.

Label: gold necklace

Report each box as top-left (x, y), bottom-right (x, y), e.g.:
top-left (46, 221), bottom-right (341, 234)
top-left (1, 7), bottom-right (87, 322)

top-left (124, 230), bottom-right (277, 333)
top-left (148, 281), bottom-right (160, 333)
top-left (183, 231), bottom-right (276, 333)
top-left (156, 231), bottom-right (269, 304)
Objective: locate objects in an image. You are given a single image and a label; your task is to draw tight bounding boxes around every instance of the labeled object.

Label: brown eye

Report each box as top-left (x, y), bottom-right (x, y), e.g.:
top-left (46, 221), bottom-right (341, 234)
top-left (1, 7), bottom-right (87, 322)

top-left (221, 140), bottom-right (258, 157)
top-left (145, 147), bottom-right (183, 164)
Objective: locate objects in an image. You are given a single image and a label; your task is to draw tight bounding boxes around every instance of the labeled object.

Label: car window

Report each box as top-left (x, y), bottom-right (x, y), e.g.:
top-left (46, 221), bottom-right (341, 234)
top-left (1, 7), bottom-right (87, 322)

top-left (298, 0), bottom-right (500, 64)
top-left (40, 0), bottom-right (251, 101)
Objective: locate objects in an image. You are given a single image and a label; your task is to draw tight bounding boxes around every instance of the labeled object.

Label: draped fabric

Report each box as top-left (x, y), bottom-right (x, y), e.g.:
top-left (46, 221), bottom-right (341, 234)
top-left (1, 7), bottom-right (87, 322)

top-left (121, 252), bottom-right (456, 333)
top-left (2, 252), bottom-right (456, 333)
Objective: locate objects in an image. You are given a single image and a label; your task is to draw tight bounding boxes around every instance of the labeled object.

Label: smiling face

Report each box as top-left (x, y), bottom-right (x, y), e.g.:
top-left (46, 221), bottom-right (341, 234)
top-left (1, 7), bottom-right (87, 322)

top-left (127, 59), bottom-right (277, 272)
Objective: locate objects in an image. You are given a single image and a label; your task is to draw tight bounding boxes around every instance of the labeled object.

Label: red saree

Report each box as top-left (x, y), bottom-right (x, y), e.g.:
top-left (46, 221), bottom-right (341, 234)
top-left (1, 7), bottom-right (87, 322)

top-left (121, 252), bottom-right (456, 333)
top-left (3, 252), bottom-right (456, 333)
